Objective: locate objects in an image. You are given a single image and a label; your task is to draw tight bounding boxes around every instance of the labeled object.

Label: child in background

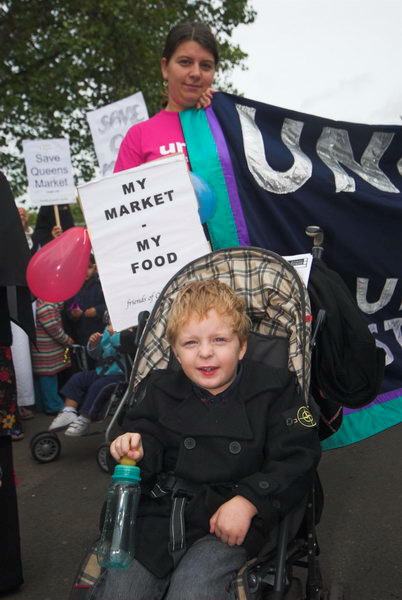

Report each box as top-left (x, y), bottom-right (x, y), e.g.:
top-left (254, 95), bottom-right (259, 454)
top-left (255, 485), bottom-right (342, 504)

top-left (63, 255), bottom-right (106, 356)
top-left (49, 316), bottom-right (126, 436)
top-left (31, 300), bottom-right (74, 415)
top-left (92, 280), bottom-right (321, 600)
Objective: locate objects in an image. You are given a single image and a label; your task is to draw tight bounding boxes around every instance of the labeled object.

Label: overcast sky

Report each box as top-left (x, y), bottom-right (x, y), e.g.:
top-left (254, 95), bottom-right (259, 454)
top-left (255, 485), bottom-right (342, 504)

top-left (230, 0), bottom-right (401, 124)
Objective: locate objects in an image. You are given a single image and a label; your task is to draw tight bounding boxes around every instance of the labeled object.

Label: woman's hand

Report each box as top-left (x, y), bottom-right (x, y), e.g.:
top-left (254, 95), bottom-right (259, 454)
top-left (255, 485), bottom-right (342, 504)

top-left (196, 87), bottom-right (217, 109)
top-left (209, 496), bottom-right (257, 546)
top-left (110, 432), bottom-right (144, 463)
top-left (84, 307), bottom-right (97, 318)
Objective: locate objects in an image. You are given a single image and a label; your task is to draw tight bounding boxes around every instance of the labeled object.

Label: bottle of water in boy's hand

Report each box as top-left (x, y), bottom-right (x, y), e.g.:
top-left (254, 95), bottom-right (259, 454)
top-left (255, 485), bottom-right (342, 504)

top-left (97, 456), bottom-right (141, 568)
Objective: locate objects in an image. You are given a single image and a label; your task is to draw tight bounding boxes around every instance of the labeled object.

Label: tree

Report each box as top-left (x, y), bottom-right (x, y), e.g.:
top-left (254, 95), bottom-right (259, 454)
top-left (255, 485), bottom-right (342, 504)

top-left (0, 0), bottom-right (255, 197)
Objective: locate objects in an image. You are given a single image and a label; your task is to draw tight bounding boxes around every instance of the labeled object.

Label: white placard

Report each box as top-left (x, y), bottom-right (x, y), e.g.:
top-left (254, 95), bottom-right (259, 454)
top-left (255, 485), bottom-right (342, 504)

top-left (87, 92), bottom-right (148, 177)
top-left (22, 138), bottom-right (76, 206)
top-left (78, 154), bottom-right (210, 331)
top-left (283, 253), bottom-right (313, 286)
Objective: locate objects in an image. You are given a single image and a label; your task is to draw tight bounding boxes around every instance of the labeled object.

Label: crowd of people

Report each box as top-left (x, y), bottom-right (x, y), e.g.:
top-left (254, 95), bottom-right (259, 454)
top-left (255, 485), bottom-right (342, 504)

top-left (11, 208), bottom-right (117, 439)
top-left (1, 20), bottom-right (323, 600)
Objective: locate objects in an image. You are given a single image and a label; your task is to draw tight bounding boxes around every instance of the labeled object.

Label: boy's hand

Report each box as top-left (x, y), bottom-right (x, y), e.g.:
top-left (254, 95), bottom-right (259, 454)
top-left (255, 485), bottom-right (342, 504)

top-left (110, 433), bottom-right (144, 463)
top-left (88, 332), bottom-right (102, 348)
top-left (209, 496), bottom-right (257, 546)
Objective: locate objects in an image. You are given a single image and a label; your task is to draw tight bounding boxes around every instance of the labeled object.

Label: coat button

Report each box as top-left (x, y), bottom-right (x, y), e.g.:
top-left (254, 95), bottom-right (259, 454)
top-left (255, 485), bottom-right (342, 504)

top-left (229, 441), bottom-right (242, 454)
top-left (183, 437), bottom-right (196, 450)
top-left (259, 480), bottom-right (270, 489)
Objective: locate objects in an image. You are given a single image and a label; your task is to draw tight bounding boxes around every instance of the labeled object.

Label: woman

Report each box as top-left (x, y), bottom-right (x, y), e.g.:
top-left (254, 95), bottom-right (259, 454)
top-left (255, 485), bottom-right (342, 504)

top-left (114, 21), bottom-right (218, 173)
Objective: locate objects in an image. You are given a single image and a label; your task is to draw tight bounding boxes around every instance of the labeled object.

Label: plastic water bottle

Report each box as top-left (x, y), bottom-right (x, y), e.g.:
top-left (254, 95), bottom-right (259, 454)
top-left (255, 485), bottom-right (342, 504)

top-left (97, 456), bottom-right (141, 568)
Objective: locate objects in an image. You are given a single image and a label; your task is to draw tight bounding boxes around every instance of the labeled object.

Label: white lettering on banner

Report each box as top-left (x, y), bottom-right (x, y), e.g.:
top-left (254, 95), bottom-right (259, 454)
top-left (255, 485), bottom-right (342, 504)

top-left (384, 318), bottom-right (402, 348)
top-left (358, 277), bottom-right (402, 367)
top-left (316, 129), bottom-right (398, 193)
top-left (368, 324), bottom-right (394, 366)
top-left (356, 278), bottom-right (399, 314)
top-left (236, 105), bottom-right (312, 194)
top-left (236, 103), bottom-right (401, 194)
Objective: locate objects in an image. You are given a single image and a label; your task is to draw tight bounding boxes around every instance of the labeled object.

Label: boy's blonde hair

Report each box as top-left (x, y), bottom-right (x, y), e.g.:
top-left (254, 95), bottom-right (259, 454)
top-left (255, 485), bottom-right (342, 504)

top-left (166, 280), bottom-right (251, 345)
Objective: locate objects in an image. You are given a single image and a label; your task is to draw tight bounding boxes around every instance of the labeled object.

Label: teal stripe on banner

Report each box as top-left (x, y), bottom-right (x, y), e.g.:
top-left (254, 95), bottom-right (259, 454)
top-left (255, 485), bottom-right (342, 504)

top-left (321, 395), bottom-right (402, 450)
top-left (180, 109), bottom-right (239, 250)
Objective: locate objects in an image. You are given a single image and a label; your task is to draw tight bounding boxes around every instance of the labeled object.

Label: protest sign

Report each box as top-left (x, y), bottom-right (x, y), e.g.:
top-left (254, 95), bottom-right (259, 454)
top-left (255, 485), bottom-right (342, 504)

top-left (78, 153), bottom-right (210, 331)
top-left (22, 138), bottom-right (76, 206)
top-left (87, 92), bottom-right (148, 177)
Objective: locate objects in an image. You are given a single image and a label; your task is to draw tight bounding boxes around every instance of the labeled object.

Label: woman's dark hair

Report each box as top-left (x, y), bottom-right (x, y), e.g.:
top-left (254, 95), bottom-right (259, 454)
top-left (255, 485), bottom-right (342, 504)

top-left (162, 22), bottom-right (219, 66)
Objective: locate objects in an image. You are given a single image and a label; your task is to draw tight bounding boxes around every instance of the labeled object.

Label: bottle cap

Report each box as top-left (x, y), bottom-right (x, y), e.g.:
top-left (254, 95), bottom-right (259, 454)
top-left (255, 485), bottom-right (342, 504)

top-left (120, 456), bottom-right (136, 466)
top-left (112, 455), bottom-right (141, 482)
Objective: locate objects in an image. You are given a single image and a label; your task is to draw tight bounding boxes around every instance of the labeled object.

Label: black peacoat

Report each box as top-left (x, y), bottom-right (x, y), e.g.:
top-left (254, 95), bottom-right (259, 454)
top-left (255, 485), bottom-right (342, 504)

top-left (124, 359), bottom-right (321, 577)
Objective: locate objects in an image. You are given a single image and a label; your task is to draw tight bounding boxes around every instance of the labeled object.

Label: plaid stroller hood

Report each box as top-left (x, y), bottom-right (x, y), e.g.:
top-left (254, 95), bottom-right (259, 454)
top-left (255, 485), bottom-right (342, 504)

top-left (128, 247), bottom-right (312, 403)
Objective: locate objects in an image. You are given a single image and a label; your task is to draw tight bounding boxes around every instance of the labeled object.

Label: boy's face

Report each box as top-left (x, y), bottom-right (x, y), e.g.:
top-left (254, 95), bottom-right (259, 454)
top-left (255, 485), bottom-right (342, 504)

top-left (173, 309), bottom-right (247, 395)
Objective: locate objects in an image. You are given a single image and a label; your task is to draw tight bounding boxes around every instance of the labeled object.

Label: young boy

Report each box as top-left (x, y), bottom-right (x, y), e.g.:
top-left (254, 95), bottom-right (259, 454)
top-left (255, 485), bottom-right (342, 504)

top-left (92, 280), bottom-right (321, 600)
top-left (49, 317), bottom-right (126, 436)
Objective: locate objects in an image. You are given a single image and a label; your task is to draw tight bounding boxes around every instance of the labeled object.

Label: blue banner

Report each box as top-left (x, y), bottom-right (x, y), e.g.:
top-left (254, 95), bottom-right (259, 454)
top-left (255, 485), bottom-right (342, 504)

top-left (181, 93), bottom-right (402, 447)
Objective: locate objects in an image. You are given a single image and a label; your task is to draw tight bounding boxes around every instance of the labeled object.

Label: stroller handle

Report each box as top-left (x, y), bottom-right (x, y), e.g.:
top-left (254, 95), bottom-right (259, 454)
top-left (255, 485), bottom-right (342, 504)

top-left (305, 225), bottom-right (324, 260)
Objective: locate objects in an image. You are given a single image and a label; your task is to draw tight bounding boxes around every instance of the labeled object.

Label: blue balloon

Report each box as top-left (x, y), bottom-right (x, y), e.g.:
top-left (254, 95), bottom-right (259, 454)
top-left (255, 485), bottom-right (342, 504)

top-left (189, 172), bottom-right (216, 224)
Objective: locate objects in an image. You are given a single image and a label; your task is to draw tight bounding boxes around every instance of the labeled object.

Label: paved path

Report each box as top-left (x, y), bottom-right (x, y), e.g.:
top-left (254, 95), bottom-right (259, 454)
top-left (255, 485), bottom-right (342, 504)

top-left (9, 413), bottom-right (402, 599)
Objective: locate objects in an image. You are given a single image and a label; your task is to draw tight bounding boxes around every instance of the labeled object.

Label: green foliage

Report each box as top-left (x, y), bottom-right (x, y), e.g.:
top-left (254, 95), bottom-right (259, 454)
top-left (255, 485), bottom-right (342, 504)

top-left (0, 0), bottom-right (255, 197)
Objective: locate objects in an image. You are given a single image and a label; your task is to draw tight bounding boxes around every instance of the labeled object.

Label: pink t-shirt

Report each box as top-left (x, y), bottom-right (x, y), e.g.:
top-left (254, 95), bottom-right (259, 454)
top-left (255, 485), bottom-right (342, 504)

top-left (114, 110), bottom-right (189, 173)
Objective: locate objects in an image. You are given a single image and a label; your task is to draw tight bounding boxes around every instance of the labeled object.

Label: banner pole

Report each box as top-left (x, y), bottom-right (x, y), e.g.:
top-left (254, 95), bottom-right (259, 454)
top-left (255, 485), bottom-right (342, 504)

top-left (53, 205), bottom-right (61, 228)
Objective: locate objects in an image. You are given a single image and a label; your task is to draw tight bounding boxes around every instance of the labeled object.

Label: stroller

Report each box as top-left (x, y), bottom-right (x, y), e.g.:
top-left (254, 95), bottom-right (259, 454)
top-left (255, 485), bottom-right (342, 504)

top-left (30, 343), bottom-right (134, 473)
top-left (70, 244), bottom-right (348, 600)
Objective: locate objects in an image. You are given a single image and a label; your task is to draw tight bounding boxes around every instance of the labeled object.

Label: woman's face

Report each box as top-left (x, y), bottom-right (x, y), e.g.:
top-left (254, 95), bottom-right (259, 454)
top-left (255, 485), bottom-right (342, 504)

top-left (161, 40), bottom-right (216, 112)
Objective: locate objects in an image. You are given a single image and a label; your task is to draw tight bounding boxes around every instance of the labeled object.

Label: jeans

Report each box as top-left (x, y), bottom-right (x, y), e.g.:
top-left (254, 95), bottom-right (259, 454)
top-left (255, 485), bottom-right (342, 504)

top-left (34, 375), bottom-right (64, 414)
top-left (60, 371), bottom-right (124, 418)
top-left (88, 535), bottom-right (247, 600)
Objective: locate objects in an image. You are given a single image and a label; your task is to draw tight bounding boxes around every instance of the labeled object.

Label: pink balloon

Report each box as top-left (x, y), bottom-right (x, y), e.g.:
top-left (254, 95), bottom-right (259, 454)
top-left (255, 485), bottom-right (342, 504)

top-left (27, 227), bottom-right (92, 302)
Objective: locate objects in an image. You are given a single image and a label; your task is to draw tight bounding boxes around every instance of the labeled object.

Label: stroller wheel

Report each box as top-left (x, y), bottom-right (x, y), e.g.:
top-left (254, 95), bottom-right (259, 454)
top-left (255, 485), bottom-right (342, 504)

top-left (96, 443), bottom-right (116, 473)
top-left (30, 431), bottom-right (61, 463)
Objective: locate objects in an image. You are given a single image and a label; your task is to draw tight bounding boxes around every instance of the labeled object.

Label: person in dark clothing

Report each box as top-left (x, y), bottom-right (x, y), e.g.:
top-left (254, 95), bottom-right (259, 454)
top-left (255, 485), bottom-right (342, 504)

top-left (90, 280), bottom-right (321, 600)
top-left (0, 172), bottom-right (35, 593)
top-left (63, 256), bottom-right (106, 348)
top-left (31, 203), bottom-right (75, 253)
